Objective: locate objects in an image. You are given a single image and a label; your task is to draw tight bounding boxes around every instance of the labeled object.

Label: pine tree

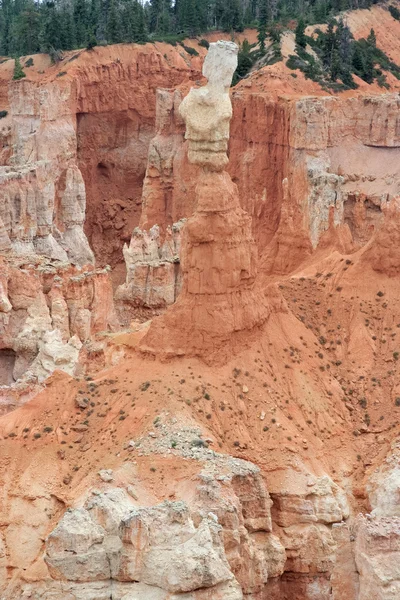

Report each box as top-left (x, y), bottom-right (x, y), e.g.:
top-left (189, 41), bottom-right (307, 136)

top-left (321, 19), bottom-right (336, 67)
top-left (149, 0), bottom-right (172, 34)
top-left (179, 0), bottom-right (200, 36)
top-left (336, 20), bottom-right (352, 62)
top-left (330, 48), bottom-right (341, 80)
top-left (96, 0), bottom-right (108, 43)
top-left (13, 56), bottom-right (26, 80)
top-left (11, 3), bottom-right (41, 56)
top-left (295, 17), bottom-right (307, 48)
top-left (74, 0), bottom-right (88, 47)
top-left (352, 42), bottom-right (364, 73)
top-left (136, 2), bottom-right (147, 41)
top-left (60, 7), bottom-right (77, 50)
top-left (363, 44), bottom-right (375, 83)
top-left (257, 0), bottom-right (268, 54)
top-left (218, 0), bottom-right (242, 32)
top-left (367, 27), bottom-right (376, 46)
top-left (39, 2), bottom-right (62, 53)
top-left (107, 0), bottom-right (121, 42)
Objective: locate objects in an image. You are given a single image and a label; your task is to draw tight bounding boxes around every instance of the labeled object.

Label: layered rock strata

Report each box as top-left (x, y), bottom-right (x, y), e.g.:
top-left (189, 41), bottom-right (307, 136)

top-left (136, 86), bottom-right (400, 278)
top-left (141, 41), bottom-right (269, 363)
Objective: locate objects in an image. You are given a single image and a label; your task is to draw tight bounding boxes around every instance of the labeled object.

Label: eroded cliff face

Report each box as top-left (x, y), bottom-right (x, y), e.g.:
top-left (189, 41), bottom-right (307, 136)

top-left (0, 6), bottom-right (400, 600)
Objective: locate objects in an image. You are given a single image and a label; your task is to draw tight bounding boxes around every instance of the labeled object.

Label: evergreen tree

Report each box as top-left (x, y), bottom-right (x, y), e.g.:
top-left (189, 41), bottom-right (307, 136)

top-left (367, 27), bottom-right (376, 46)
top-left (13, 56), bottom-right (26, 79)
top-left (352, 42), bottom-right (364, 73)
top-left (74, 0), bottom-right (88, 47)
top-left (236, 38), bottom-right (253, 77)
top-left (321, 18), bottom-right (336, 66)
top-left (295, 17), bottom-right (307, 48)
top-left (149, 0), bottom-right (172, 34)
top-left (60, 6), bottom-right (77, 50)
top-left (363, 44), bottom-right (375, 83)
top-left (107, 0), bottom-right (121, 42)
top-left (218, 0), bottom-right (243, 32)
top-left (39, 2), bottom-right (62, 53)
top-left (257, 0), bottom-right (268, 53)
top-left (178, 0), bottom-right (200, 36)
top-left (330, 48), bottom-right (341, 80)
top-left (11, 3), bottom-right (41, 56)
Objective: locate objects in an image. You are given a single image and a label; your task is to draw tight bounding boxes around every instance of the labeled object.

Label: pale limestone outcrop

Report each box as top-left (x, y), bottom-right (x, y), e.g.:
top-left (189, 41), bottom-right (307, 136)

top-left (0, 259), bottom-right (117, 390)
top-left (37, 457), bottom-right (285, 600)
top-left (0, 265), bottom-right (11, 313)
top-left (354, 440), bottom-right (400, 599)
top-left (116, 221), bottom-right (185, 308)
top-left (179, 41), bottom-right (238, 171)
top-left (267, 470), bottom-right (350, 594)
top-left (355, 516), bottom-right (400, 600)
top-left (0, 79), bottom-right (94, 265)
top-left (367, 439), bottom-right (400, 518)
top-left (26, 330), bottom-right (82, 383)
top-left (271, 474), bottom-right (349, 527)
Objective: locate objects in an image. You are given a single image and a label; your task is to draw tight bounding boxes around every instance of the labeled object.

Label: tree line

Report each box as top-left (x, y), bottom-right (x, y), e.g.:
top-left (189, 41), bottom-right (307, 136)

top-left (0, 0), bottom-right (383, 58)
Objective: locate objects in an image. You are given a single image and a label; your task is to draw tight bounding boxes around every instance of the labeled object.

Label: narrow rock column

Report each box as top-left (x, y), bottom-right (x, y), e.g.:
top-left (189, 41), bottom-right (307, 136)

top-left (140, 41), bottom-right (269, 363)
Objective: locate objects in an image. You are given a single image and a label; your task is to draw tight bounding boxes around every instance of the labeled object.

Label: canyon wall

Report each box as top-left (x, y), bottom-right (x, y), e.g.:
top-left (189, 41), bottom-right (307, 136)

top-left (0, 7), bottom-right (400, 599)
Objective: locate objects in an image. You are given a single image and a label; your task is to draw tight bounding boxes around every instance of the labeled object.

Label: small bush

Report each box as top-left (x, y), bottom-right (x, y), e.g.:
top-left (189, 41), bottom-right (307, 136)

top-left (25, 57), bottom-right (34, 67)
top-left (56, 71), bottom-right (67, 78)
top-left (0, 110), bottom-right (8, 118)
top-left (182, 44), bottom-right (199, 56)
top-left (199, 39), bottom-right (209, 49)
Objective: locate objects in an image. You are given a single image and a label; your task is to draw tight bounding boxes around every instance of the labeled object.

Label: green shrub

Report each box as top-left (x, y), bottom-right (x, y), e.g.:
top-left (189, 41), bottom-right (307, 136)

top-left (182, 44), bottom-right (199, 56)
top-left (25, 57), bottom-right (34, 67)
top-left (0, 110), bottom-right (8, 118)
top-left (199, 39), bottom-right (209, 48)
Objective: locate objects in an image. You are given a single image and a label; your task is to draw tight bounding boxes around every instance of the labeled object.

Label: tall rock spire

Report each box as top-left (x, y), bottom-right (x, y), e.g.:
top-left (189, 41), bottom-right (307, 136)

top-left (140, 41), bottom-right (270, 364)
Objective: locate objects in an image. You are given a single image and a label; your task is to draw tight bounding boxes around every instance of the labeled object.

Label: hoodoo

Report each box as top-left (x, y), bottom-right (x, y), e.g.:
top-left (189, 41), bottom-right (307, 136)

top-left (141, 41), bottom-right (269, 363)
